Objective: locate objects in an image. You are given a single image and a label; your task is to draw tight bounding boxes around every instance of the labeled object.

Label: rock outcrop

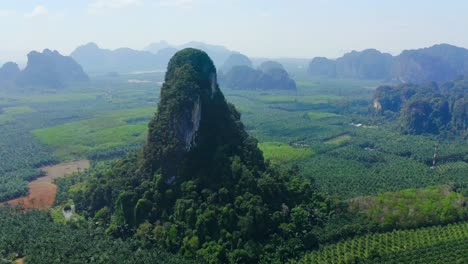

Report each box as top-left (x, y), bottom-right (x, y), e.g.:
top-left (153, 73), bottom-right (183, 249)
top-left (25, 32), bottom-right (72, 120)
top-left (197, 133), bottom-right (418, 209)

top-left (308, 49), bottom-right (392, 80)
top-left (372, 78), bottom-right (467, 135)
top-left (143, 48), bottom-right (264, 182)
top-left (221, 52), bottom-right (253, 73)
top-left (392, 44), bottom-right (468, 83)
top-left (0, 62), bottom-right (20, 83)
top-left (220, 61), bottom-right (296, 91)
top-left (308, 57), bottom-right (336, 78)
top-left (78, 49), bottom-right (327, 262)
top-left (16, 49), bottom-right (89, 89)
top-left (258, 60), bottom-right (285, 72)
top-left (308, 44), bottom-right (468, 83)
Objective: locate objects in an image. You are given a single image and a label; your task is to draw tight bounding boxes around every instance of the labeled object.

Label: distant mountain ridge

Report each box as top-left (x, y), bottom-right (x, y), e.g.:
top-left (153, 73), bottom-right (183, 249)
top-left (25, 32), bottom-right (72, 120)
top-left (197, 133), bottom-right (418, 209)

top-left (71, 43), bottom-right (168, 74)
top-left (219, 60), bottom-right (297, 90)
top-left (72, 41), bottom-right (249, 74)
top-left (308, 44), bottom-right (468, 83)
top-left (1, 49), bottom-right (89, 89)
top-left (145, 41), bottom-right (233, 66)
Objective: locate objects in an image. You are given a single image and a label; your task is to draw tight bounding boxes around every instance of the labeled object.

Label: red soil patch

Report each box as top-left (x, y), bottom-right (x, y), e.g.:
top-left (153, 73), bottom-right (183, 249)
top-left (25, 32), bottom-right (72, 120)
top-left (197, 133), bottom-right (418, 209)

top-left (2, 160), bottom-right (90, 209)
top-left (15, 258), bottom-right (24, 264)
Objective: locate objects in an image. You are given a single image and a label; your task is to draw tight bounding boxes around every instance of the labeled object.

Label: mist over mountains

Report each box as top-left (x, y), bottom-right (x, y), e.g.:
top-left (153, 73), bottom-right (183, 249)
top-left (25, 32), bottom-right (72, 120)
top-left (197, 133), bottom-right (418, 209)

top-left (71, 41), bottom-right (243, 74)
top-left (2, 42), bottom-right (468, 90)
top-left (308, 44), bottom-right (468, 84)
top-left (71, 41), bottom-right (468, 86)
top-left (0, 49), bottom-right (89, 89)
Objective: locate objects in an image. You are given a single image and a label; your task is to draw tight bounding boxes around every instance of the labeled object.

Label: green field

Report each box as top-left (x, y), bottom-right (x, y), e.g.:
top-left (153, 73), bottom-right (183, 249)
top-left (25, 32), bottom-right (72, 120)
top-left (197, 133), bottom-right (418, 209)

top-left (259, 141), bottom-right (314, 163)
top-left (0, 106), bottom-right (35, 125)
top-left (324, 134), bottom-right (352, 145)
top-left (33, 107), bottom-right (154, 159)
top-left (2, 77), bottom-right (466, 201)
top-left (299, 222), bottom-right (468, 264)
top-left (307, 111), bottom-right (342, 120)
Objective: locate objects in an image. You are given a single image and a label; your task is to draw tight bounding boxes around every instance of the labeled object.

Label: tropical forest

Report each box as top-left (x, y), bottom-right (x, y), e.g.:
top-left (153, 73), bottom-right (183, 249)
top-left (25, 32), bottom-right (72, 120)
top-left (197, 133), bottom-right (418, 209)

top-left (0, 1), bottom-right (467, 264)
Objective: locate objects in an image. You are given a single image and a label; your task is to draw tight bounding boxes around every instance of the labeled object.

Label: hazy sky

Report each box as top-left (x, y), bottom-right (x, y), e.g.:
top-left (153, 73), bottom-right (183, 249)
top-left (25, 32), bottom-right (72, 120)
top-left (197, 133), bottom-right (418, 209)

top-left (1, 0), bottom-right (467, 63)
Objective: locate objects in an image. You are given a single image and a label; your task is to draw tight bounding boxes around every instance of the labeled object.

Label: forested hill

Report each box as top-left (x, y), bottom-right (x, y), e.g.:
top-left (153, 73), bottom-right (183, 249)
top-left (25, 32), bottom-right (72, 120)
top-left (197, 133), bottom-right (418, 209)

top-left (73, 48), bottom-right (330, 263)
top-left (308, 44), bottom-right (468, 84)
top-left (219, 60), bottom-right (297, 91)
top-left (309, 49), bottom-right (393, 80)
top-left (0, 62), bottom-right (20, 84)
top-left (372, 77), bottom-right (467, 136)
top-left (1, 49), bottom-right (89, 90)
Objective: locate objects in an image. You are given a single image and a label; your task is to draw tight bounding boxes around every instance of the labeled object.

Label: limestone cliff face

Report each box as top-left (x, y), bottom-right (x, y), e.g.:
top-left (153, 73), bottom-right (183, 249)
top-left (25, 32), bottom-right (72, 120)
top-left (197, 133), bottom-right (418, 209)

top-left (372, 99), bottom-right (382, 112)
top-left (143, 48), bottom-right (264, 184)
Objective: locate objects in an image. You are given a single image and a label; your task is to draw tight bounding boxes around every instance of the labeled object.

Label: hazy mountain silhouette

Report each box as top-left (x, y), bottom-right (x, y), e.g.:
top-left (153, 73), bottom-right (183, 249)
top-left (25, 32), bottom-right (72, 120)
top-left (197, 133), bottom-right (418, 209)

top-left (308, 44), bottom-right (468, 83)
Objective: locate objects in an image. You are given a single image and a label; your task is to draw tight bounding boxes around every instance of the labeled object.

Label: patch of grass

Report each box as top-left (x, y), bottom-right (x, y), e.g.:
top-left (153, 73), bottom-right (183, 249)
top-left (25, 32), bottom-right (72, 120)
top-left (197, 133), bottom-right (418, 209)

top-left (259, 95), bottom-right (341, 105)
top-left (33, 107), bottom-right (155, 159)
top-left (14, 93), bottom-right (101, 103)
top-left (0, 115), bottom-right (15, 125)
top-left (0, 106), bottom-right (35, 125)
top-left (324, 134), bottom-right (351, 145)
top-left (2, 106), bottom-right (35, 115)
top-left (307, 111), bottom-right (341, 120)
top-left (259, 141), bottom-right (314, 163)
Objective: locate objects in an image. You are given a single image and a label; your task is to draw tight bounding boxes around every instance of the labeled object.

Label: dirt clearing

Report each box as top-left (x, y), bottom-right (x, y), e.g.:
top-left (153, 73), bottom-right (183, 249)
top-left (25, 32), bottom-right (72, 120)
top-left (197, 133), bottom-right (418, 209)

top-left (2, 160), bottom-right (90, 209)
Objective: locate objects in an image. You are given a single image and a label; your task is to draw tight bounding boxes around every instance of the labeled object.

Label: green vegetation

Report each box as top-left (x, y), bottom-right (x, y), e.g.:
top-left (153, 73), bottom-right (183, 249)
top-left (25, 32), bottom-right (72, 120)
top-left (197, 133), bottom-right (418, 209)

top-left (0, 106), bottom-right (35, 125)
top-left (324, 134), bottom-right (351, 145)
top-left (299, 221), bottom-right (468, 264)
top-left (349, 185), bottom-right (468, 229)
top-left (436, 161), bottom-right (468, 174)
top-left (307, 111), bottom-right (341, 120)
top-left (72, 49), bottom-right (332, 263)
top-left (0, 79), bottom-right (157, 201)
top-left (33, 107), bottom-right (154, 159)
top-left (259, 95), bottom-right (341, 104)
top-left (0, 48), bottom-right (466, 264)
top-left (259, 142), bottom-right (314, 163)
top-left (373, 79), bottom-right (467, 135)
top-left (49, 199), bottom-right (84, 223)
top-left (0, 126), bottom-right (53, 201)
top-left (0, 207), bottom-right (193, 264)
top-left (299, 127), bottom-right (468, 198)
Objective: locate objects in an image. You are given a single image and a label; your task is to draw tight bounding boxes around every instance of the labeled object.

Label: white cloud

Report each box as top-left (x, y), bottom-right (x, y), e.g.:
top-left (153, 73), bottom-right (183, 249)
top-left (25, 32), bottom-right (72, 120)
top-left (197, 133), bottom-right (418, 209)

top-left (88, 0), bottom-right (143, 14)
top-left (158, 0), bottom-right (195, 8)
top-left (25, 5), bottom-right (49, 18)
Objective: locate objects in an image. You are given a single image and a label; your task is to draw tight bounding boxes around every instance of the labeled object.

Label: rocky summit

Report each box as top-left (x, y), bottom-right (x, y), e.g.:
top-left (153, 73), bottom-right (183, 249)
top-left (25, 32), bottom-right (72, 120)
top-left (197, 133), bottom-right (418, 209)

top-left (143, 48), bottom-right (264, 185)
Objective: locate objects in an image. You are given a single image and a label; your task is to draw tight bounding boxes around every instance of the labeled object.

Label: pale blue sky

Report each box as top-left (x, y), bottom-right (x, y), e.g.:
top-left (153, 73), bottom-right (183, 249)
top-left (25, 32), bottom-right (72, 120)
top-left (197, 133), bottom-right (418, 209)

top-left (1, 0), bottom-right (467, 63)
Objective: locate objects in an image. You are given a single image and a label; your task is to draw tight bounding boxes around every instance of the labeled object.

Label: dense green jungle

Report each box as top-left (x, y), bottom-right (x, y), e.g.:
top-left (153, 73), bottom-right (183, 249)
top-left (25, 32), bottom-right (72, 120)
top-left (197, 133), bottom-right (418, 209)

top-left (0, 49), bottom-right (467, 264)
